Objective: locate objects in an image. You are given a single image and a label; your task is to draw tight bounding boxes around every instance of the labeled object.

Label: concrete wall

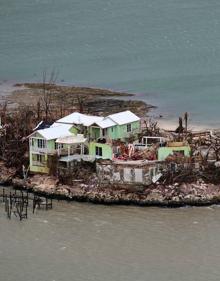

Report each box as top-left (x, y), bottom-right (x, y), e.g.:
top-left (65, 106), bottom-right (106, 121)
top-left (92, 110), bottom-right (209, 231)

top-left (158, 146), bottom-right (191, 161)
top-left (96, 160), bottom-right (163, 186)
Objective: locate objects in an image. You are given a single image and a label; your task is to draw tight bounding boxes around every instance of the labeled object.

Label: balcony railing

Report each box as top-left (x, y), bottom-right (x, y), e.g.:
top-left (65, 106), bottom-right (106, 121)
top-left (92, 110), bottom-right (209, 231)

top-left (30, 146), bottom-right (57, 154)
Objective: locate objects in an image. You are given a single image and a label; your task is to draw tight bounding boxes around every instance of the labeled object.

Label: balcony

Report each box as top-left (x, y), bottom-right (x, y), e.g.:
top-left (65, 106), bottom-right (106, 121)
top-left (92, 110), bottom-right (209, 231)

top-left (58, 147), bottom-right (82, 156)
top-left (30, 146), bottom-right (57, 154)
top-left (59, 154), bottom-right (96, 163)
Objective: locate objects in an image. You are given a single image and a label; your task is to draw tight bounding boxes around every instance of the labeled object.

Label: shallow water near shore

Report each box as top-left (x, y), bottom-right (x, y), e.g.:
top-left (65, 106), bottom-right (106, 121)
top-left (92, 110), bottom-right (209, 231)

top-left (1, 196), bottom-right (220, 281)
top-left (1, 0), bottom-right (220, 127)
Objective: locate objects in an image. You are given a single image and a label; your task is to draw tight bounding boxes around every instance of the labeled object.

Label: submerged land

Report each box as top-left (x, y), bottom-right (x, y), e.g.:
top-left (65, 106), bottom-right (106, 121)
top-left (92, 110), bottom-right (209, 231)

top-left (8, 83), bottom-right (153, 117)
top-left (1, 83), bottom-right (220, 207)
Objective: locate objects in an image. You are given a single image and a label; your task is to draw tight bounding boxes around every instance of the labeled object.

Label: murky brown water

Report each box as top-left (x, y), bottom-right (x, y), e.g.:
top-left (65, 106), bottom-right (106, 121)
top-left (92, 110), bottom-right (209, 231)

top-left (1, 196), bottom-right (220, 281)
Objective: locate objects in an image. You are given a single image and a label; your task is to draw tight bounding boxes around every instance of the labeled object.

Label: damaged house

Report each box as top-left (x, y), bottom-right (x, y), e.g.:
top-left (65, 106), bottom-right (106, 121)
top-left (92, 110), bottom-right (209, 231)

top-left (28, 110), bottom-right (141, 173)
top-left (55, 110), bottom-right (141, 160)
top-left (158, 141), bottom-right (191, 161)
top-left (29, 123), bottom-right (88, 174)
top-left (28, 108), bottom-right (194, 188)
top-left (89, 111), bottom-right (141, 159)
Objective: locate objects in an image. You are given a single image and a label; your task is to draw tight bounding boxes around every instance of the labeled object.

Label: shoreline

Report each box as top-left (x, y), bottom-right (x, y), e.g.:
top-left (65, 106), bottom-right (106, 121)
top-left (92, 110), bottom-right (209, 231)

top-left (1, 81), bottom-right (154, 119)
top-left (156, 119), bottom-right (213, 132)
top-left (1, 170), bottom-right (220, 208)
top-left (0, 80), bottom-right (218, 131)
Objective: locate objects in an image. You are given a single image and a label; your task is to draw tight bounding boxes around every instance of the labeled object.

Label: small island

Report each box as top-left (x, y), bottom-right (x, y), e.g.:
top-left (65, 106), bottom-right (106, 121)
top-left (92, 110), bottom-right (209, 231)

top-left (1, 82), bottom-right (220, 207)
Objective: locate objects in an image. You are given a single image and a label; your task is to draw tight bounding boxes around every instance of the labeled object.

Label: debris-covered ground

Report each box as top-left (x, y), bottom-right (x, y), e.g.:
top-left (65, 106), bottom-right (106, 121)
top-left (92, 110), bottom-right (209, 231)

top-left (1, 162), bottom-right (220, 207)
top-left (10, 175), bottom-right (220, 207)
top-left (1, 82), bottom-right (220, 207)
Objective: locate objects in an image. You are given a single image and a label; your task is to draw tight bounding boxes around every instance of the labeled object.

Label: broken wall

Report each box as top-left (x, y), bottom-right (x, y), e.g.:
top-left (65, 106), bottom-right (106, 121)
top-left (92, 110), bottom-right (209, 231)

top-left (96, 160), bottom-right (164, 187)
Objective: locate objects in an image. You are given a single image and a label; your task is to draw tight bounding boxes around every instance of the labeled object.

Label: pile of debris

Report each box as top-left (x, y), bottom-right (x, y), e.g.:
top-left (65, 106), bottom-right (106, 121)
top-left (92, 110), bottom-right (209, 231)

top-left (113, 141), bottom-right (158, 161)
top-left (10, 174), bottom-right (220, 206)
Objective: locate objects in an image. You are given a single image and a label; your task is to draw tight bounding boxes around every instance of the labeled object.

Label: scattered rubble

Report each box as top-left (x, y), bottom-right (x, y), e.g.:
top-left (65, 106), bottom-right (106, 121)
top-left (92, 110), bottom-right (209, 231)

top-left (1, 163), bottom-right (220, 207)
top-left (2, 82), bottom-right (220, 207)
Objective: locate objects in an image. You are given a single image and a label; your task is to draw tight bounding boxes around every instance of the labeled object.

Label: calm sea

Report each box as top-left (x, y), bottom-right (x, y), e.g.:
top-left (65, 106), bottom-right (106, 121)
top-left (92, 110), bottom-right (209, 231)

top-left (1, 0), bottom-right (220, 127)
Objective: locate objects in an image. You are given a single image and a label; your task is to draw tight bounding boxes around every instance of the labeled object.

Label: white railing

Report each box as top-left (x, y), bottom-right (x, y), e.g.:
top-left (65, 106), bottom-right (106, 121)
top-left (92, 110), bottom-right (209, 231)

top-left (134, 143), bottom-right (148, 150)
top-left (59, 155), bottom-right (96, 162)
top-left (30, 146), bottom-right (57, 154)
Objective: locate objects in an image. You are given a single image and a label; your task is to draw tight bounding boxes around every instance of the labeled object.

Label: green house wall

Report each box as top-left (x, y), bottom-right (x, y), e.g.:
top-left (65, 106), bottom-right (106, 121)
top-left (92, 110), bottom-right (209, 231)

top-left (29, 126), bottom-right (78, 174)
top-left (89, 120), bottom-right (140, 141)
top-left (90, 127), bottom-right (100, 139)
top-left (70, 127), bottom-right (78, 135)
top-left (31, 133), bottom-right (58, 150)
top-left (116, 121), bottom-right (140, 139)
top-left (106, 126), bottom-right (118, 139)
top-left (89, 142), bottom-right (113, 160)
top-left (158, 146), bottom-right (191, 161)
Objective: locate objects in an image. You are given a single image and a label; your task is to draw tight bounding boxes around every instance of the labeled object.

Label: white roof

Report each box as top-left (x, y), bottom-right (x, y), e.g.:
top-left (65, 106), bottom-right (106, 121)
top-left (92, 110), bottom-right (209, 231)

top-left (29, 111), bottom-right (140, 140)
top-left (92, 118), bottom-right (117, 129)
top-left (107, 110), bottom-right (140, 125)
top-left (32, 124), bottom-right (73, 140)
top-left (56, 134), bottom-right (87, 144)
top-left (56, 112), bottom-right (103, 127)
top-left (54, 110), bottom-right (139, 130)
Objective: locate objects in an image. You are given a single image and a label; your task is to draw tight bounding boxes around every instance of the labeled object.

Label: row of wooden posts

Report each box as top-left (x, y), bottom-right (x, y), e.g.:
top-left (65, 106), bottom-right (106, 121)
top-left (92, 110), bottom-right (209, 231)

top-left (0, 189), bottom-right (53, 221)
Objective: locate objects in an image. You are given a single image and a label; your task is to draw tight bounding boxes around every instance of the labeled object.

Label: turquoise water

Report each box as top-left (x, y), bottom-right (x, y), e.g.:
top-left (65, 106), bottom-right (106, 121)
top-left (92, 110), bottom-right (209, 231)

top-left (1, 0), bottom-right (220, 127)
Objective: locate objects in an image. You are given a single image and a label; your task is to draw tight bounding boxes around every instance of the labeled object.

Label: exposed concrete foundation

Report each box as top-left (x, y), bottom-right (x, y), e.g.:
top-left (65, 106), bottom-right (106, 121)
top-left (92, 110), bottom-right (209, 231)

top-left (96, 160), bottom-right (165, 187)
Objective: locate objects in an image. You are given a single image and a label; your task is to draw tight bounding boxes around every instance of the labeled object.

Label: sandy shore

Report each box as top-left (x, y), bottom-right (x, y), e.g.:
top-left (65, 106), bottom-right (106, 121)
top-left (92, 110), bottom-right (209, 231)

top-left (157, 118), bottom-right (212, 132)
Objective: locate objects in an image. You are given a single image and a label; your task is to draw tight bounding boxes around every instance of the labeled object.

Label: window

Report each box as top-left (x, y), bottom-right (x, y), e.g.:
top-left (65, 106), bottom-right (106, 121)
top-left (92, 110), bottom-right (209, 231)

top-left (31, 138), bottom-right (34, 146)
top-left (32, 154), bottom-right (46, 164)
top-left (37, 139), bottom-right (46, 148)
top-left (37, 154), bottom-right (45, 162)
top-left (95, 146), bottom-right (103, 157)
top-left (127, 123), bottom-right (132, 132)
top-left (102, 129), bottom-right (107, 136)
top-left (55, 143), bottom-right (64, 150)
top-left (111, 127), bottom-right (114, 132)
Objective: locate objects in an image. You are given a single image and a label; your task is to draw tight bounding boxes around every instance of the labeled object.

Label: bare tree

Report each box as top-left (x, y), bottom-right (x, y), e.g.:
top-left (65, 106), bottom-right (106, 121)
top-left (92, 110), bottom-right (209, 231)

top-left (36, 99), bottom-right (41, 122)
top-left (41, 69), bottom-right (59, 121)
top-left (77, 95), bottom-right (84, 113)
top-left (0, 105), bottom-right (33, 172)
